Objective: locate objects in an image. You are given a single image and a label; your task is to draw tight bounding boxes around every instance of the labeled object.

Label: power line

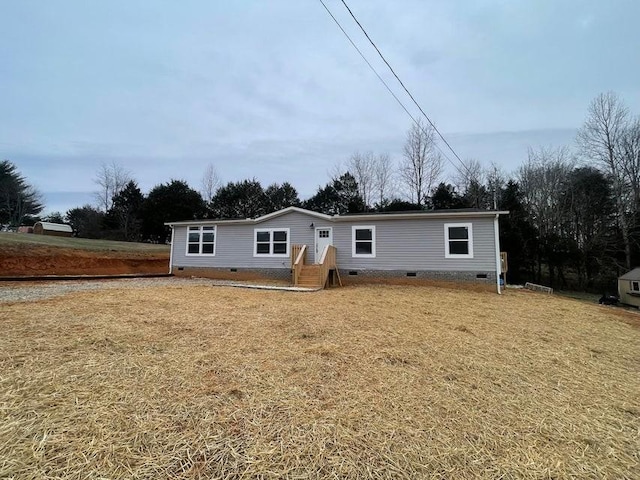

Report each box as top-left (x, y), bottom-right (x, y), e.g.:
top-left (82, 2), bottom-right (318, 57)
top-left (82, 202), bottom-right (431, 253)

top-left (321, 0), bottom-right (472, 179)
top-left (339, 0), bottom-right (471, 177)
top-left (316, 0), bottom-right (423, 133)
top-left (316, 0), bottom-right (464, 179)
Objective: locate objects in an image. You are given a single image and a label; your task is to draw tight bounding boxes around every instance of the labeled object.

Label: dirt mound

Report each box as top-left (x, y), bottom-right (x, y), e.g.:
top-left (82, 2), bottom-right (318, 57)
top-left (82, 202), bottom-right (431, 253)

top-left (0, 244), bottom-right (169, 276)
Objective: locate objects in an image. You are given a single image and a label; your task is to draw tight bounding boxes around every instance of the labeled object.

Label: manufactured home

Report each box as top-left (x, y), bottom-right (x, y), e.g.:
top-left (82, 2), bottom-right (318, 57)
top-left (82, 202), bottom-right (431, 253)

top-left (618, 268), bottom-right (640, 307)
top-left (166, 207), bottom-right (508, 292)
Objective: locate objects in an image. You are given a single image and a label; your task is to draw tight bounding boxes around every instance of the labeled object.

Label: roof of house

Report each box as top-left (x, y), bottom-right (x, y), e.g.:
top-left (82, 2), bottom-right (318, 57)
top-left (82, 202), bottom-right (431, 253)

top-left (619, 267), bottom-right (640, 280)
top-left (34, 221), bottom-right (73, 233)
top-left (165, 206), bottom-right (509, 227)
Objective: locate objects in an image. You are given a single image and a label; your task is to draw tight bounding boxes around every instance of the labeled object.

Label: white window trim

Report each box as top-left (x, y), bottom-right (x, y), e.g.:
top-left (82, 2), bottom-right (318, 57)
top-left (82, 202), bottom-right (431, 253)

top-left (352, 225), bottom-right (376, 258)
top-left (253, 228), bottom-right (290, 257)
top-left (185, 225), bottom-right (216, 256)
top-left (444, 222), bottom-right (474, 259)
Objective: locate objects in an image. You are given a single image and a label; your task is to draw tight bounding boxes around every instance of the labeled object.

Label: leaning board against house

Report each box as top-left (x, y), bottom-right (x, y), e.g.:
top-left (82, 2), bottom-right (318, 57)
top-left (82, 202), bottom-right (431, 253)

top-left (166, 207), bottom-right (508, 292)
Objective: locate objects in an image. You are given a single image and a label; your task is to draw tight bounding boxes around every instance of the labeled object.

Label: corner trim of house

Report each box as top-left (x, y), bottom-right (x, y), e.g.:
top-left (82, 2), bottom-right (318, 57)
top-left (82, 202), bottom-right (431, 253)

top-left (494, 214), bottom-right (501, 295)
top-left (168, 226), bottom-right (175, 275)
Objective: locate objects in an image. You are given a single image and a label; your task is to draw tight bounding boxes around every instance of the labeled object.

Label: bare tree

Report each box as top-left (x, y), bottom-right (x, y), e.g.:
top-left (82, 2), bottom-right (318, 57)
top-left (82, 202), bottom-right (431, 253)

top-left (577, 92), bottom-right (633, 269)
top-left (485, 162), bottom-right (506, 209)
top-left (400, 120), bottom-right (443, 206)
top-left (519, 146), bottom-right (573, 283)
top-left (620, 117), bottom-right (640, 212)
top-left (200, 162), bottom-right (222, 202)
top-left (94, 161), bottom-right (132, 212)
top-left (454, 158), bottom-right (484, 193)
top-left (346, 152), bottom-right (376, 207)
top-left (372, 153), bottom-right (395, 206)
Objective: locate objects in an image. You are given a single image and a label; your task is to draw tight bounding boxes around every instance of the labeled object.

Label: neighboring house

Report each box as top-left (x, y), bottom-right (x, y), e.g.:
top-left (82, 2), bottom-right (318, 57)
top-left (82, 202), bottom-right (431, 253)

top-left (618, 268), bottom-right (640, 307)
top-left (33, 221), bottom-right (73, 237)
top-left (165, 206), bottom-right (508, 292)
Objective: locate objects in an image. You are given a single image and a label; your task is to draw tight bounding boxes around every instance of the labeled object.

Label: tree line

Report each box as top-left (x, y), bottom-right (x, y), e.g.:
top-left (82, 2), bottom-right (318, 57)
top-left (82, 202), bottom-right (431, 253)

top-left (1, 92), bottom-right (638, 292)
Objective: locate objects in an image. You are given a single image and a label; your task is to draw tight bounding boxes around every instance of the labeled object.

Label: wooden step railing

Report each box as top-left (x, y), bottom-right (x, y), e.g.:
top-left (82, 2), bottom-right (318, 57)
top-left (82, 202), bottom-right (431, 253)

top-left (318, 245), bottom-right (342, 288)
top-left (291, 243), bottom-right (341, 288)
top-left (291, 244), bottom-right (307, 286)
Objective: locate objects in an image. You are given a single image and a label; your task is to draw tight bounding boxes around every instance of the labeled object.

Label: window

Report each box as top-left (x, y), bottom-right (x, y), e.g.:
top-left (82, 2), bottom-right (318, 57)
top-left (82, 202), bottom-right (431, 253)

top-left (352, 226), bottom-right (376, 257)
top-left (186, 226), bottom-right (216, 255)
top-left (254, 228), bottom-right (289, 256)
top-left (444, 223), bottom-right (473, 258)
top-left (631, 281), bottom-right (640, 292)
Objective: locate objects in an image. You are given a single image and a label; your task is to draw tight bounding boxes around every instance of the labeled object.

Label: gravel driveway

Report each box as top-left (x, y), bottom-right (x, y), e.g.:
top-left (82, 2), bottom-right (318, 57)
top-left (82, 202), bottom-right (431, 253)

top-left (0, 277), bottom-right (216, 303)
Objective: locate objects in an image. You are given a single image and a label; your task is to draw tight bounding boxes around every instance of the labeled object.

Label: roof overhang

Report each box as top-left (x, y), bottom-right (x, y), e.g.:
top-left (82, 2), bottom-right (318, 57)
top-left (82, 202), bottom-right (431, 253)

top-left (334, 210), bottom-right (509, 222)
top-left (165, 207), bottom-right (509, 227)
top-left (619, 267), bottom-right (640, 280)
top-left (165, 218), bottom-right (251, 227)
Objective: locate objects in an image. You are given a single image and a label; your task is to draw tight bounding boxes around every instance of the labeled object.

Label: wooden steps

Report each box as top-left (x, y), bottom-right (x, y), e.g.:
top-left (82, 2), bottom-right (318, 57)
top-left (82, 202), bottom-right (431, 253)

top-left (297, 264), bottom-right (323, 288)
top-left (291, 244), bottom-right (341, 289)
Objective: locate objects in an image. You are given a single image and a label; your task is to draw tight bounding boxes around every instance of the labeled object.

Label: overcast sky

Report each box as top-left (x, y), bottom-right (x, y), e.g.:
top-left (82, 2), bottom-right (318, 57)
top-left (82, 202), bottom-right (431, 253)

top-left (1, 0), bottom-right (639, 214)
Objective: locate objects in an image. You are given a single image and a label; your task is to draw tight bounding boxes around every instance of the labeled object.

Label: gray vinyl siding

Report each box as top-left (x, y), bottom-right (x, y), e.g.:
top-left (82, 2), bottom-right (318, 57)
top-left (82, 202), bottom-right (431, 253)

top-left (171, 211), bottom-right (498, 272)
top-left (172, 211), bottom-right (331, 269)
top-left (332, 217), bottom-right (496, 271)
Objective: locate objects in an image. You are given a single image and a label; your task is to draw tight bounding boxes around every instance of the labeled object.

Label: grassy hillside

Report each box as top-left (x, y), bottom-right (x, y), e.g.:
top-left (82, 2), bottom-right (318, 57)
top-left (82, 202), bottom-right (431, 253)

top-left (0, 232), bottom-right (169, 253)
top-left (0, 233), bottom-right (169, 276)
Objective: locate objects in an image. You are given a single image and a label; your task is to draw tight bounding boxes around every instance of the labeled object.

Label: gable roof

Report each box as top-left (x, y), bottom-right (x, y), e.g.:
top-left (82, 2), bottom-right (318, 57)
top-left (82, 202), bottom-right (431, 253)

top-left (253, 206), bottom-right (332, 223)
top-left (165, 206), bottom-right (508, 227)
top-left (619, 268), bottom-right (640, 280)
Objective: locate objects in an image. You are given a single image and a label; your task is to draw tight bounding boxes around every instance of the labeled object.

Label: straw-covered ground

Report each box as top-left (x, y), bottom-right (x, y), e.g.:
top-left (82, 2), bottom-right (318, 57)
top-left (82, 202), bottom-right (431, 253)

top-left (1, 280), bottom-right (639, 479)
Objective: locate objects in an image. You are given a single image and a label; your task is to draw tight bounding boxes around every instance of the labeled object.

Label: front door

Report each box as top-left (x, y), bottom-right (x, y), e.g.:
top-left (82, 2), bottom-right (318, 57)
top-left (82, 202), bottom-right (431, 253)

top-left (315, 227), bottom-right (333, 263)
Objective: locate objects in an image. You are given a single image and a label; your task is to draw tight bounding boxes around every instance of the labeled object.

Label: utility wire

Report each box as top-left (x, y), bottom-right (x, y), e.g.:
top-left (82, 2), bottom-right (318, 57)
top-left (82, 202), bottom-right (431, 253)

top-left (316, 0), bottom-right (424, 134)
top-left (317, 0), bottom-right (464, 178)
top-left (323, 0), bottom-right (472, 178)
top-left (339, 0), bottom-right (471, 176)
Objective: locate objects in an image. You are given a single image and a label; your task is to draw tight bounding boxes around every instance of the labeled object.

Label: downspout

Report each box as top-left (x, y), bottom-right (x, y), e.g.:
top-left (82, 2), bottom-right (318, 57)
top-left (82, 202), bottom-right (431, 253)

top-left (168, 225), bottom-right (175, 275)
top-left (494, 214), bottom-right (502, 295)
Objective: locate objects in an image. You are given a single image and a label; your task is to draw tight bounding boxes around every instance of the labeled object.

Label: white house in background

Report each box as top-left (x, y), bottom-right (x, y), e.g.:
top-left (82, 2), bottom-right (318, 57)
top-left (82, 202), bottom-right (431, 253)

top-left (165, 206), bottom-right (508, 292)
top-left (618, 268), bottom-right (640, 307)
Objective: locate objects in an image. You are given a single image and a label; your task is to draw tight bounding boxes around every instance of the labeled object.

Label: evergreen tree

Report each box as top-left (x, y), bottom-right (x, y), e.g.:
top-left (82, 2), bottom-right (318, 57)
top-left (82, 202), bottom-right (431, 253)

top-left (208, 179), bottom-right (267, 219)
top-left (377, 199), bottom-right (423, 212)
top-left (303, 172), bottom-right (366, 215)
top-left (65, 205), bottom-right (105, 239)
top-left (42, 211), bottom-right (65, 224)
top-left (106, 180), bottom-right (145, 241)
top-left (498, 181), bottom-right (537, 284)
top-left (142, 180), bottom-right (205, 243)
top-left (429, 183), bottom-right (467, 210)
top-left (0, 160), bottom-right (44, 226)
top-left (264, 182), bottom-right (301, 212)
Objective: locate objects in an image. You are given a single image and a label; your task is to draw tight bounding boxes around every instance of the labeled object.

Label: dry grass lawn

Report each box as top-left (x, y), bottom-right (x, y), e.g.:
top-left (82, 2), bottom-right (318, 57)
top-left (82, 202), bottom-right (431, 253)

top-left (1, 283), bottom-right (639, 479)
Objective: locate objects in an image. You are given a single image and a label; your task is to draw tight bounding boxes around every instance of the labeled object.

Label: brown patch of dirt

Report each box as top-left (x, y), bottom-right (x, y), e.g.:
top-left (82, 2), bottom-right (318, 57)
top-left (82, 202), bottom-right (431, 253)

top-left (603, 305), bottom-right (640, 329)
top-left (0, 244), bottom-right (169, 276)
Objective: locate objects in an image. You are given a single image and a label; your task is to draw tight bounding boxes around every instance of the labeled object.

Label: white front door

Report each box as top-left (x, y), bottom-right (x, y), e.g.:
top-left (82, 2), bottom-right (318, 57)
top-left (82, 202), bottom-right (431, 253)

top-left (314, 227), bottom-right (333, 263)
